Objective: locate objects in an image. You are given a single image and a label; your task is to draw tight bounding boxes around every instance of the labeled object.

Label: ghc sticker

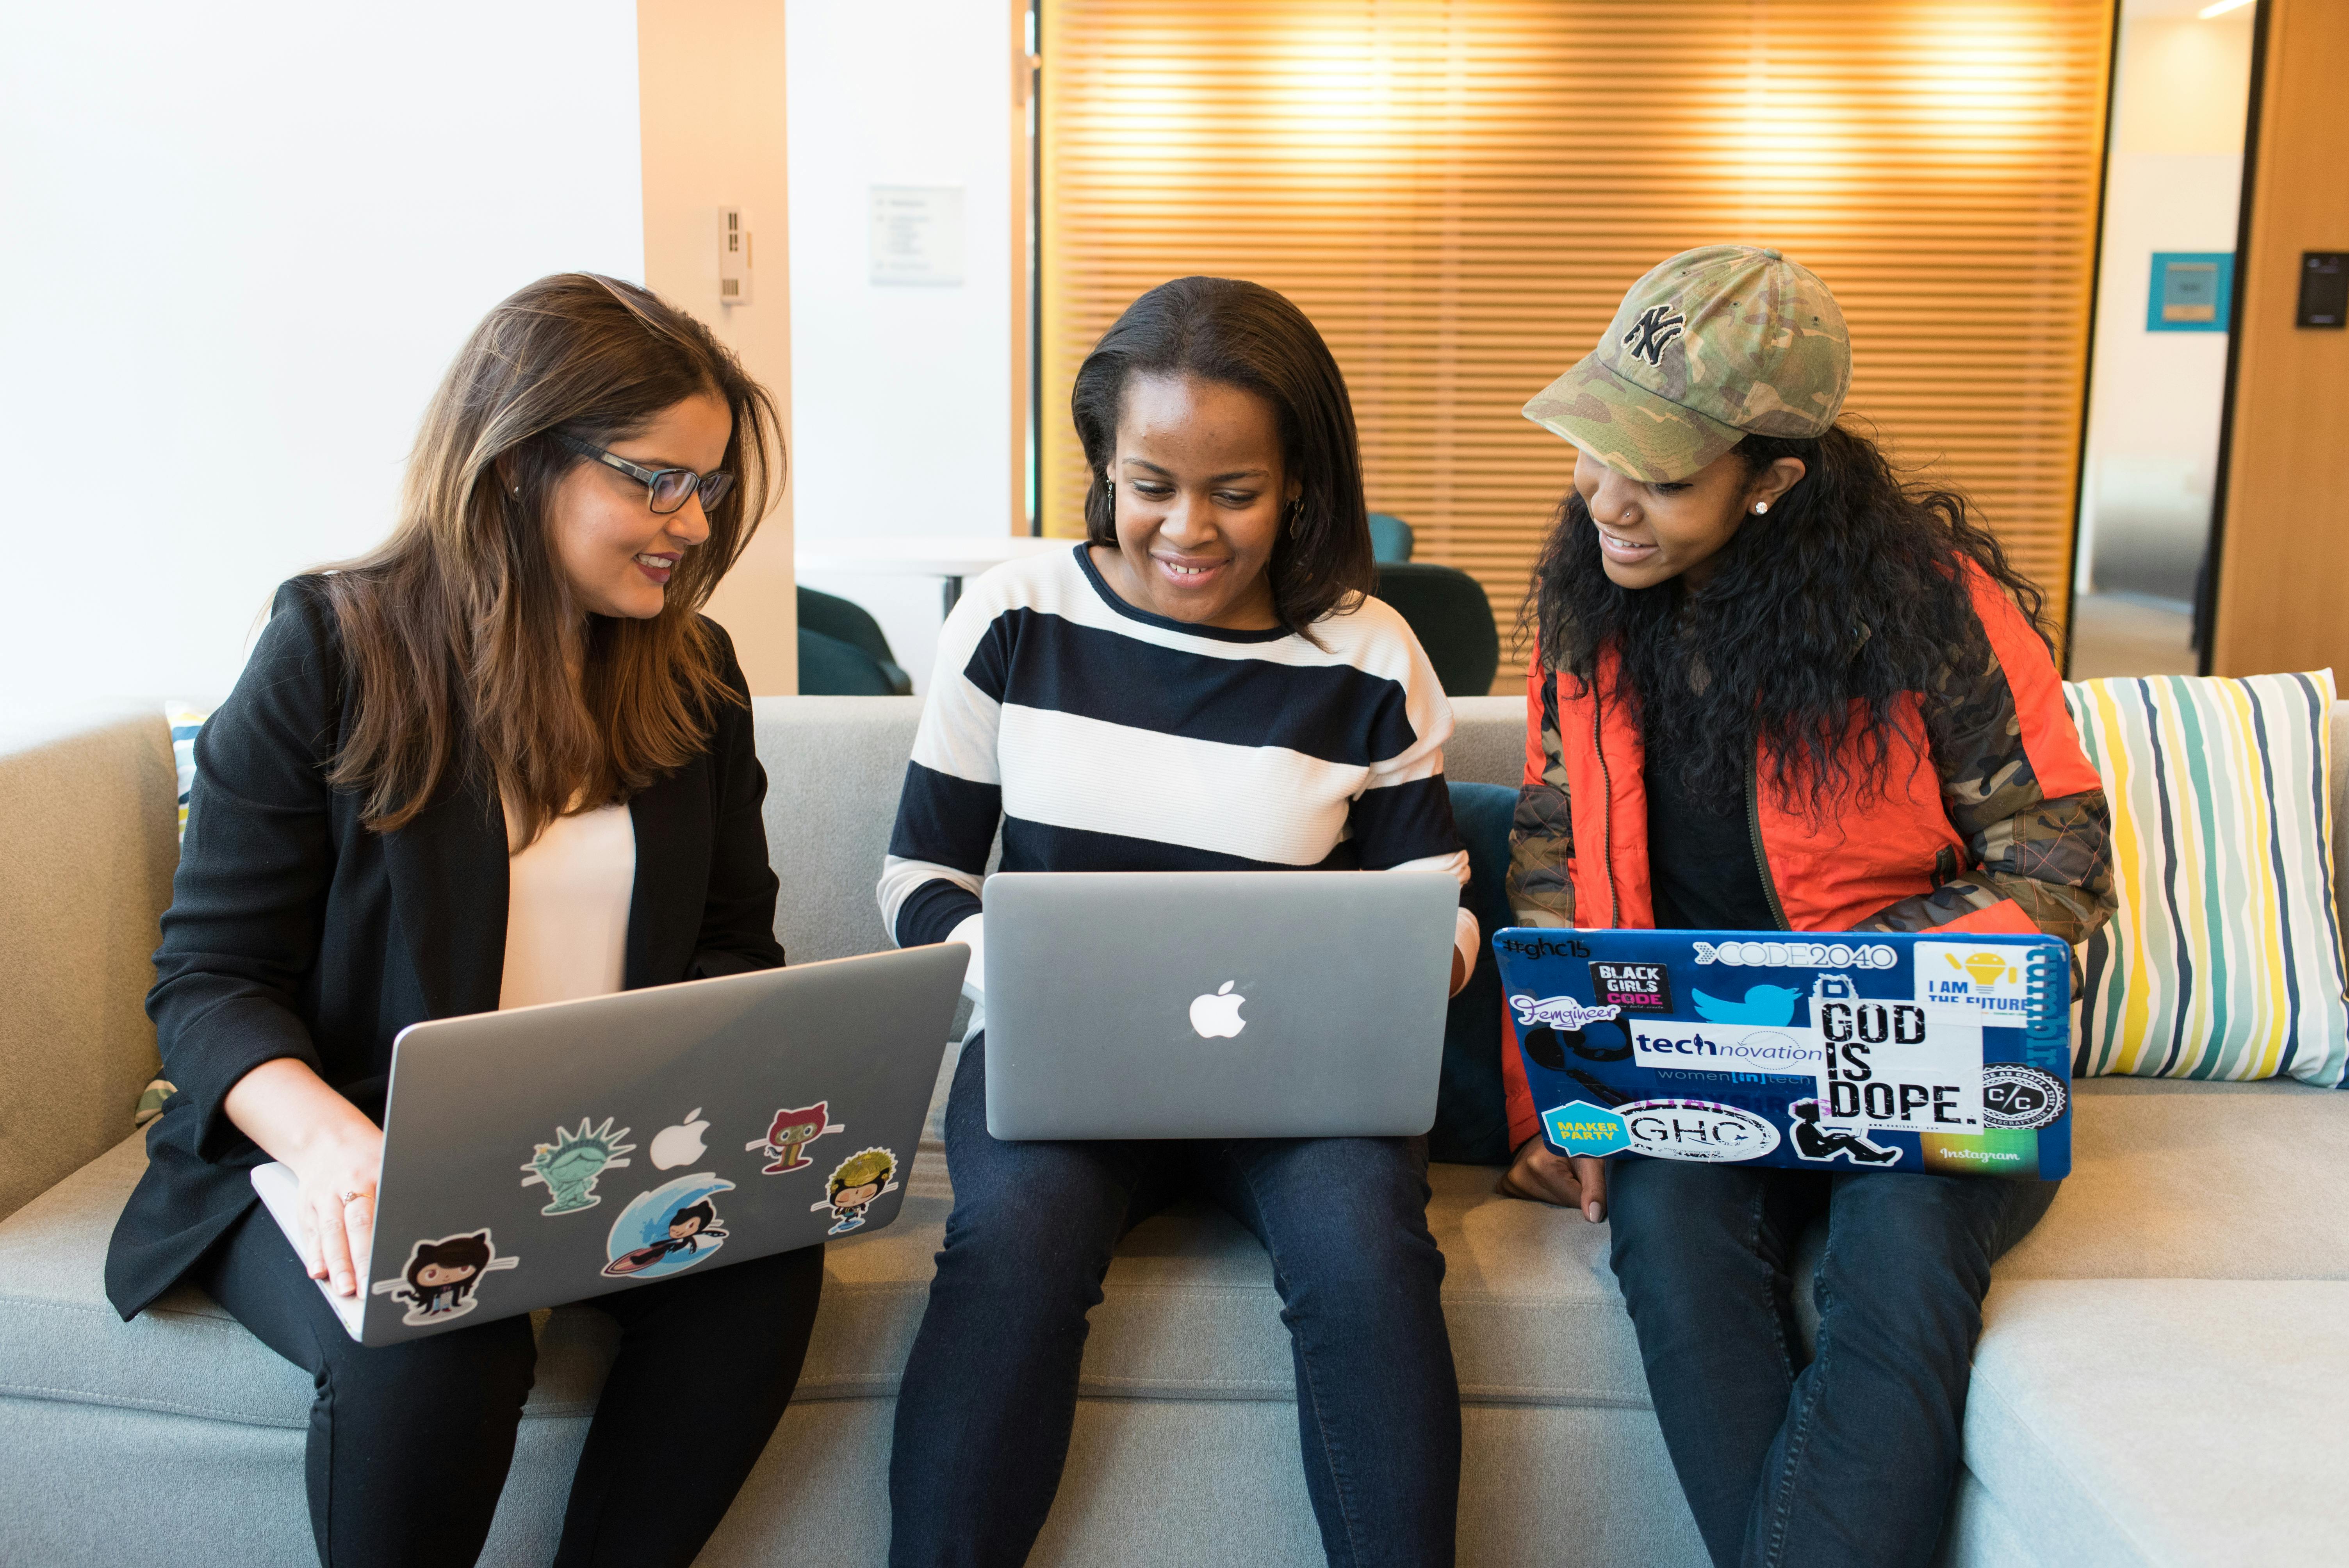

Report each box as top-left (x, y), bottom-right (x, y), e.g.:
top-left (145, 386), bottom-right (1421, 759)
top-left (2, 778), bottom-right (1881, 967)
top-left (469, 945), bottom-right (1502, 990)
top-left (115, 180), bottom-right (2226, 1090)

top-left (1542, 1100), bottom-right (1631, 1157)
top-left (1614, 1099), bottom-right (1782, 1163)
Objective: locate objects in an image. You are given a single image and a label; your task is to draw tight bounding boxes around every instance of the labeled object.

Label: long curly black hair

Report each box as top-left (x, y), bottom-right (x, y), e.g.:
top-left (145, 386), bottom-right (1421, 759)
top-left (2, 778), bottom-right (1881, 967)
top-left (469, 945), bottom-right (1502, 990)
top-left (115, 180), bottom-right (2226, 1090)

top-left (1526, 424), bottom-right (2050, 817)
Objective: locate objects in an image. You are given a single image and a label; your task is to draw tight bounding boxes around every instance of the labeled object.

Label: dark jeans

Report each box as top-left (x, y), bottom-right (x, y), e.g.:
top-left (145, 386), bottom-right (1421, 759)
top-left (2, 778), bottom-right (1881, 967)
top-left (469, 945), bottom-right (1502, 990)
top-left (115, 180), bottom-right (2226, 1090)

top-left (1607, 1159), bottom-right (2058, 1568)
top-left (200, 1202), bottom-right (824, 1568)
top-left (888, 1034), bottom-right (1461, 1568)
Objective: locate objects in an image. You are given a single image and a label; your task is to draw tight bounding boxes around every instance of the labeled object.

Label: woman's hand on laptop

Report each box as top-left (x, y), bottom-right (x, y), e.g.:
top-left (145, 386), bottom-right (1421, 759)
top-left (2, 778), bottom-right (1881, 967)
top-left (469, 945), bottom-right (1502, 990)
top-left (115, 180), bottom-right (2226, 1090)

top-left (224, 1058), bottom-right (385, 1297)
top-left (1496, 1137), bottom-right (1608, 1224)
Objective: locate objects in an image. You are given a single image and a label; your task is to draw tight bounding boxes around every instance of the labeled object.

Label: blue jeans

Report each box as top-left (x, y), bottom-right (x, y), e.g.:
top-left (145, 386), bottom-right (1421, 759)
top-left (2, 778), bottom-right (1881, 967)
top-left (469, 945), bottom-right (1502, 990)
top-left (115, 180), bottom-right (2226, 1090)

top-left (1608, 1160), bottom-right (2057, 1568)
top-left (888, 1034), bottom-right (1461, 1568)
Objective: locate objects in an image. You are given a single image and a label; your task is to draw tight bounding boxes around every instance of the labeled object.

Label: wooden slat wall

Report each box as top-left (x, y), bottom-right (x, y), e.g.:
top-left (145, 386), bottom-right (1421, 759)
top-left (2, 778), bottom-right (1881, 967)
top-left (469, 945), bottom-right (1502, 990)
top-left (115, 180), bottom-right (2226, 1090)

top-left (2210, 0), bottom-right (2349, 679)
top-left (1042, 0), bottom-right (2112, 689)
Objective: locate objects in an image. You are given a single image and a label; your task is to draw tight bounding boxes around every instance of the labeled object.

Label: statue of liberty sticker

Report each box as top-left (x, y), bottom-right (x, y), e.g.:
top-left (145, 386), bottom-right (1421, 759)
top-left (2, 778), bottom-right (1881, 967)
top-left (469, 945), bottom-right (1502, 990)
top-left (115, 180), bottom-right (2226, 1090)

top-left (519, 1117), bottom-right (636, 1215)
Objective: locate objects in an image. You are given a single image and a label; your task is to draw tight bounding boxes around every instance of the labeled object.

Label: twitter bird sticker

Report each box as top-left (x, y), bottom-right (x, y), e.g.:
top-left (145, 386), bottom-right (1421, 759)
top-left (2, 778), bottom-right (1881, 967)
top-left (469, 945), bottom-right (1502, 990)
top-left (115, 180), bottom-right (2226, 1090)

top-left (1690, 984), bottom-right (1805, 1026)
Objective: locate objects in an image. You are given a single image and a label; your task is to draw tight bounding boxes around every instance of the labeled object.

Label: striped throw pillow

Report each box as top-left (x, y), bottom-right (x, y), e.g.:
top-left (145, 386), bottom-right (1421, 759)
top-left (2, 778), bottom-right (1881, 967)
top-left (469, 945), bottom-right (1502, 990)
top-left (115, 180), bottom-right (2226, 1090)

top-left (2065, 671), bottom-right (2348, 1087)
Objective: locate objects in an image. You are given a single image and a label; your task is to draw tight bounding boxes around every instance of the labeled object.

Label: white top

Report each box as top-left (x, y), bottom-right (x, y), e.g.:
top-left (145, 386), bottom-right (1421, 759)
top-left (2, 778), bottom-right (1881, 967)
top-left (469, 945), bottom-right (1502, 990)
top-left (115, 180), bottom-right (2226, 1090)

top-left (498, 800), bottom-right (636, 1011)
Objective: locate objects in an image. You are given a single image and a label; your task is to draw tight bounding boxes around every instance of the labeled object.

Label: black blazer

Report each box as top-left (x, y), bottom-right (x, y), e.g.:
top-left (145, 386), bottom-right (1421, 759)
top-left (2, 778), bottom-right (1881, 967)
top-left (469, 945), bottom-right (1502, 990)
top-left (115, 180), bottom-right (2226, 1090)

top-left (105, 578), bottom-right (787, 1319)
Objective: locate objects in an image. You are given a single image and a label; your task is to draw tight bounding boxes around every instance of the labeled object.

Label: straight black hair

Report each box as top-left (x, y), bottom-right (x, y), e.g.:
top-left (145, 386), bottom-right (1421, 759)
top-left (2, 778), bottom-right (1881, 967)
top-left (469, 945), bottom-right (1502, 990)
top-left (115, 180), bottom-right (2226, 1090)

top-left (1071, 276), bottom-right (1374, 634)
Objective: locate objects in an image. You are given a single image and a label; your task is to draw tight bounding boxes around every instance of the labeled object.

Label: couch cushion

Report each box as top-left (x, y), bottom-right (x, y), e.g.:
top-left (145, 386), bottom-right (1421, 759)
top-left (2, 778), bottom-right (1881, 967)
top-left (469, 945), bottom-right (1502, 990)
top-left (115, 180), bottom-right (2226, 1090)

top-left (2066, 674), bottom-right (2349, 1087)
top-left (0, 708), bottom-right (180, 1222)
top-left (1966, 1278), bottom-right (2349, 1567)
top-left (803, 1042), bottom-right (1652, 1409)
top-left (754, 697), bottom-right (925, 966)
top-left (1995, 1077), bottom-right (2349, 1281)
top-left (19, 1072), bottom-right (2342, 1430)
top-left (1, 1047), bottom-right (1652, 1427)
top-left (0, 1136), bottom-right (618, 1429)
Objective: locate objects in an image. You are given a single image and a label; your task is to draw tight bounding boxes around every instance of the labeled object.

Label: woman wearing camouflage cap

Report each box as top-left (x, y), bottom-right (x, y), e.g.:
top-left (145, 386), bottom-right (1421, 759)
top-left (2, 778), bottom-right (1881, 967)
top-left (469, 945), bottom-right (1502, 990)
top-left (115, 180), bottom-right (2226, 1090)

top-left (1496, 246), bottom-right (2114, 1567)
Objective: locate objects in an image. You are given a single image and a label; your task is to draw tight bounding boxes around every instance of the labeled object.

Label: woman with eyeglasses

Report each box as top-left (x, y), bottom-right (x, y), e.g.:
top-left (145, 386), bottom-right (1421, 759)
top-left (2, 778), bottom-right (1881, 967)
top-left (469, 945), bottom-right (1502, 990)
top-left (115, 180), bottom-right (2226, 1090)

top-left (104, 274), bottom-right (813, 1568)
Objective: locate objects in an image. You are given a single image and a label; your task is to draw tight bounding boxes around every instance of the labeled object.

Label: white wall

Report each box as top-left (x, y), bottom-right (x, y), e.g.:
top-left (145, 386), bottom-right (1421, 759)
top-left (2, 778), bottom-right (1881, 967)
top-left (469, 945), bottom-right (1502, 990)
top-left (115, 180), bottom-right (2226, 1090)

top-left (2075, 2), bottom-right (2255, 603)
top-left (0, 2), bottom-right (645, 714)
top-left (786, 0), bottom-right (1019, 691)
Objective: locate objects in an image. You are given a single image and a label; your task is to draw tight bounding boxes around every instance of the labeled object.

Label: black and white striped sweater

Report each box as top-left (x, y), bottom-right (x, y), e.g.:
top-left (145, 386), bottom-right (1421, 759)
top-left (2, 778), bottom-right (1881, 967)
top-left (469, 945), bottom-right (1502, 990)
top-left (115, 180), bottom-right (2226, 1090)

top-left (877, 545), bottom-right (1476, 981)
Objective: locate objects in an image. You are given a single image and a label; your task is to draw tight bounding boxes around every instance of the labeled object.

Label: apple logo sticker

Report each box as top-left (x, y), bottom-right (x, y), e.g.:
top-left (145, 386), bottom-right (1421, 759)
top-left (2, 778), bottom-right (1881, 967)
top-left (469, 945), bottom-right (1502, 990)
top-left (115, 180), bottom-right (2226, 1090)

top-left (1189, 981), bottom-right (1247, 1039)
top-left (649, 1109), bottom-right (711, 1171)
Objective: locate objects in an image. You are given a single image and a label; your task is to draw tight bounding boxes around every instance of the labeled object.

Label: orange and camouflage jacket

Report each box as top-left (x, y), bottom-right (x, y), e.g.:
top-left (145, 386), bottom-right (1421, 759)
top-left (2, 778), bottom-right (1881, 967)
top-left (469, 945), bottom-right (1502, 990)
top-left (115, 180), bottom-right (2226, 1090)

top-left (1500, 562), bottom-right (2116, 1152)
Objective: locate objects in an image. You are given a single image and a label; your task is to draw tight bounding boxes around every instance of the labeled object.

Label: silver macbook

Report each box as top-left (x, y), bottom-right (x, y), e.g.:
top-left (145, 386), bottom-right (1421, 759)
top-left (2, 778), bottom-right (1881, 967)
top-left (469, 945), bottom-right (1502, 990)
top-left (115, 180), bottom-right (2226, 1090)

top-left (981, 871), bottom-right (1460, 1140)
top-left (253, 944), bottom-right (966, 1345)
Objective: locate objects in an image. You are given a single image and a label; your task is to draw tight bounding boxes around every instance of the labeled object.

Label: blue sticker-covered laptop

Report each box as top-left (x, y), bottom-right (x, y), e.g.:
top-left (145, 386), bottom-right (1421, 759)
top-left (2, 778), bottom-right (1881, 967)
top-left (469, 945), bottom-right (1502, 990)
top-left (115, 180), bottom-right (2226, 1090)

top-left (1490, 928), bottom-right (2074, 1179)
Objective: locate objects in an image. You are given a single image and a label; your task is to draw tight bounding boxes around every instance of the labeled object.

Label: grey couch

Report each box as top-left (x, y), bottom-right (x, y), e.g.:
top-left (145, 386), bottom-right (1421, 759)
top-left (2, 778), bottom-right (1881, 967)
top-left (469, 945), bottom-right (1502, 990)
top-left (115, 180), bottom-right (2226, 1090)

top-left (3, 696), bottom-right (2345, 1566)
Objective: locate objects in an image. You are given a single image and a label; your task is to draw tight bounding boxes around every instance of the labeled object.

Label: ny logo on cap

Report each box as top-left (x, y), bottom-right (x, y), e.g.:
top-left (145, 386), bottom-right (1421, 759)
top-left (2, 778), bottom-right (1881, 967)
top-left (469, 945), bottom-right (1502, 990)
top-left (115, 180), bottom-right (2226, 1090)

top-left (1622, 303), bottom-right (1686, 367)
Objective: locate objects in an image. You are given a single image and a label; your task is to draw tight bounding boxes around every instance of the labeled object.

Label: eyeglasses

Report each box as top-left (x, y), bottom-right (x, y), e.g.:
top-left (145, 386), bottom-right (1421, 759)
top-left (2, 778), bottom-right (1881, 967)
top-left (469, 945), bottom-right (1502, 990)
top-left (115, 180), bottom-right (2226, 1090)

top-left (554, 433), bottom-right (736, 516)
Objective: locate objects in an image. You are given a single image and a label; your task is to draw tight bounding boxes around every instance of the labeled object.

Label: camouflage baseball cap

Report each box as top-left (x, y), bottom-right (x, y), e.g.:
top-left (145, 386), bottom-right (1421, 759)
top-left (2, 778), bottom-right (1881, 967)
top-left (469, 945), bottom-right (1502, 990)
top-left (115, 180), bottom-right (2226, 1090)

top-left (1522, 245), bottom-right (1850, 483)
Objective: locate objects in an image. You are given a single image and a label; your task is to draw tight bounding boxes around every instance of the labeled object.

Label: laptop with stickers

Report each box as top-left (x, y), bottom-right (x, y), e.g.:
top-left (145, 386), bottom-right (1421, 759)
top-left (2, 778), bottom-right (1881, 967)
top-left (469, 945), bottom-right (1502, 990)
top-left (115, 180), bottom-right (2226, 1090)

top-left (1490, 929), bottom-right (2073, 1179)
top-left (250, 944), bottom-right (967, 1345)
top-left (981, 870), bottom-right (1462, 1139)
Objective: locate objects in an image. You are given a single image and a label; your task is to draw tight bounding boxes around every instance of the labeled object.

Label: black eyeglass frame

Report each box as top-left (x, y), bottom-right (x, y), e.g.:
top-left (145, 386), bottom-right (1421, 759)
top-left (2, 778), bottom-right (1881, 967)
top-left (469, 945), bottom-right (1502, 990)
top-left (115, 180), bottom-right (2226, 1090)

top-left (552, 433), bottom-right (736, 517)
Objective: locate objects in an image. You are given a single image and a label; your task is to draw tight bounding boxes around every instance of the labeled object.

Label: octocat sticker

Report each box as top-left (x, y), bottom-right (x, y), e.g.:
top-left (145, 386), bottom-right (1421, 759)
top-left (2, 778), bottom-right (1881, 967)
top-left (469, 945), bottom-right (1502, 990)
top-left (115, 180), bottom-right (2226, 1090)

top-left (372, 1230), bottom-right (520, 1326)
top-left (603, 1173), bottom-right (736, 1280)
top-left (747, 1100), bottom-right (847, 1174)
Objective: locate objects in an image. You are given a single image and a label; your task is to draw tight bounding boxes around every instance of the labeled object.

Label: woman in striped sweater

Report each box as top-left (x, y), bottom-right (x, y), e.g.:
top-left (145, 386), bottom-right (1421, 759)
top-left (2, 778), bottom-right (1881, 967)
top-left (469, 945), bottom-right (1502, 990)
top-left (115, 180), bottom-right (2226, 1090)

top-left (879, 277), bottom-right (1472, 1568)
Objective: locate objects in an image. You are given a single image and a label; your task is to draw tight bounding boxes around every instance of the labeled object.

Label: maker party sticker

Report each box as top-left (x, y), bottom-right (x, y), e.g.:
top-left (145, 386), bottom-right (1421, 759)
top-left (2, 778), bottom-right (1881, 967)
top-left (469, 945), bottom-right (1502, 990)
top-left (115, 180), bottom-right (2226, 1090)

top-left (1542, 1099), bottom-right (1630, 1157)
top-left (1614, 1099), bottom-right (1781, 1163)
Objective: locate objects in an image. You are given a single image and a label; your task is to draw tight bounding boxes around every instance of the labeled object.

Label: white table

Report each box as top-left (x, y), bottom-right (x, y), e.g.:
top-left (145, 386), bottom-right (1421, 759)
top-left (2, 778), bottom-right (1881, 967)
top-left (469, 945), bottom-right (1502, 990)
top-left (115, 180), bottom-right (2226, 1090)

top-left (795, 535), bottom-right (1070, 616)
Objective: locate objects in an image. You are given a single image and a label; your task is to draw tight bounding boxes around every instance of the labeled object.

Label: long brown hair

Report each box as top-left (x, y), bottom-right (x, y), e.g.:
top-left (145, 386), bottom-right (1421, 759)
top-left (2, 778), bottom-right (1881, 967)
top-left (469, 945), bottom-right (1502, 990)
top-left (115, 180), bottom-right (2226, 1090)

top-left (1071, 276), bottom-right (1374, 634)
top-left (318, 273), bottom-right (782, 837)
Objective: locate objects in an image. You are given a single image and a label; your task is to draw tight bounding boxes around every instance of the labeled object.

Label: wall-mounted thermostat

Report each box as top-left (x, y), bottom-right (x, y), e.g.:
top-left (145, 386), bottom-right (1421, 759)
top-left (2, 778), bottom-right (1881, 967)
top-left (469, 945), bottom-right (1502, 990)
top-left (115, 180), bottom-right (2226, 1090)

top-left (2297, 252), bottom-right (2345, 329)
top-left (717, 207), bottom-right (753, 306)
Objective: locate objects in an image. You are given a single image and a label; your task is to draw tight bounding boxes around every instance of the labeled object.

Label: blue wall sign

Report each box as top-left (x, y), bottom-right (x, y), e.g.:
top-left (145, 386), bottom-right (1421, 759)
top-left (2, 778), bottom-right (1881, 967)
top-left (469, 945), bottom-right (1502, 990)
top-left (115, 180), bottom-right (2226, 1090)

top-left (2147, 252), bottom-right (2234, 333)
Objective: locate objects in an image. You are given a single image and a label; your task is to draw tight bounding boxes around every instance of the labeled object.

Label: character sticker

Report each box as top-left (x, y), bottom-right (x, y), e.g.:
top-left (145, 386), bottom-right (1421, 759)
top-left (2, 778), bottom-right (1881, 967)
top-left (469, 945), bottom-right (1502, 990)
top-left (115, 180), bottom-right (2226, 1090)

top-left (372, 1230), bottom-right (520, 1326)
top-left (519, 1117), bottom-right (636, 1214)
top-left (747, 1100), bottom-right (846, 1174)
top-left (813, 1147), bottom-right (900, 1235)
top-left (602, 1173), bottom-right (736, 1280)
top-left (1786, 1098), bottom-right (1903, 1166)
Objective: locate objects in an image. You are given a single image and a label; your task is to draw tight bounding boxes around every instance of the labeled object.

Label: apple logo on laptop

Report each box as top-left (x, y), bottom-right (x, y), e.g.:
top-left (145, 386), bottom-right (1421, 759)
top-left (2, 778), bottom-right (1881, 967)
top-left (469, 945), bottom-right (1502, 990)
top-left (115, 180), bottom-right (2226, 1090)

top-left (649, 1109), bottom-right (710, 1170)
top-left (1189, 982), bottom-right (1247, 1039)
